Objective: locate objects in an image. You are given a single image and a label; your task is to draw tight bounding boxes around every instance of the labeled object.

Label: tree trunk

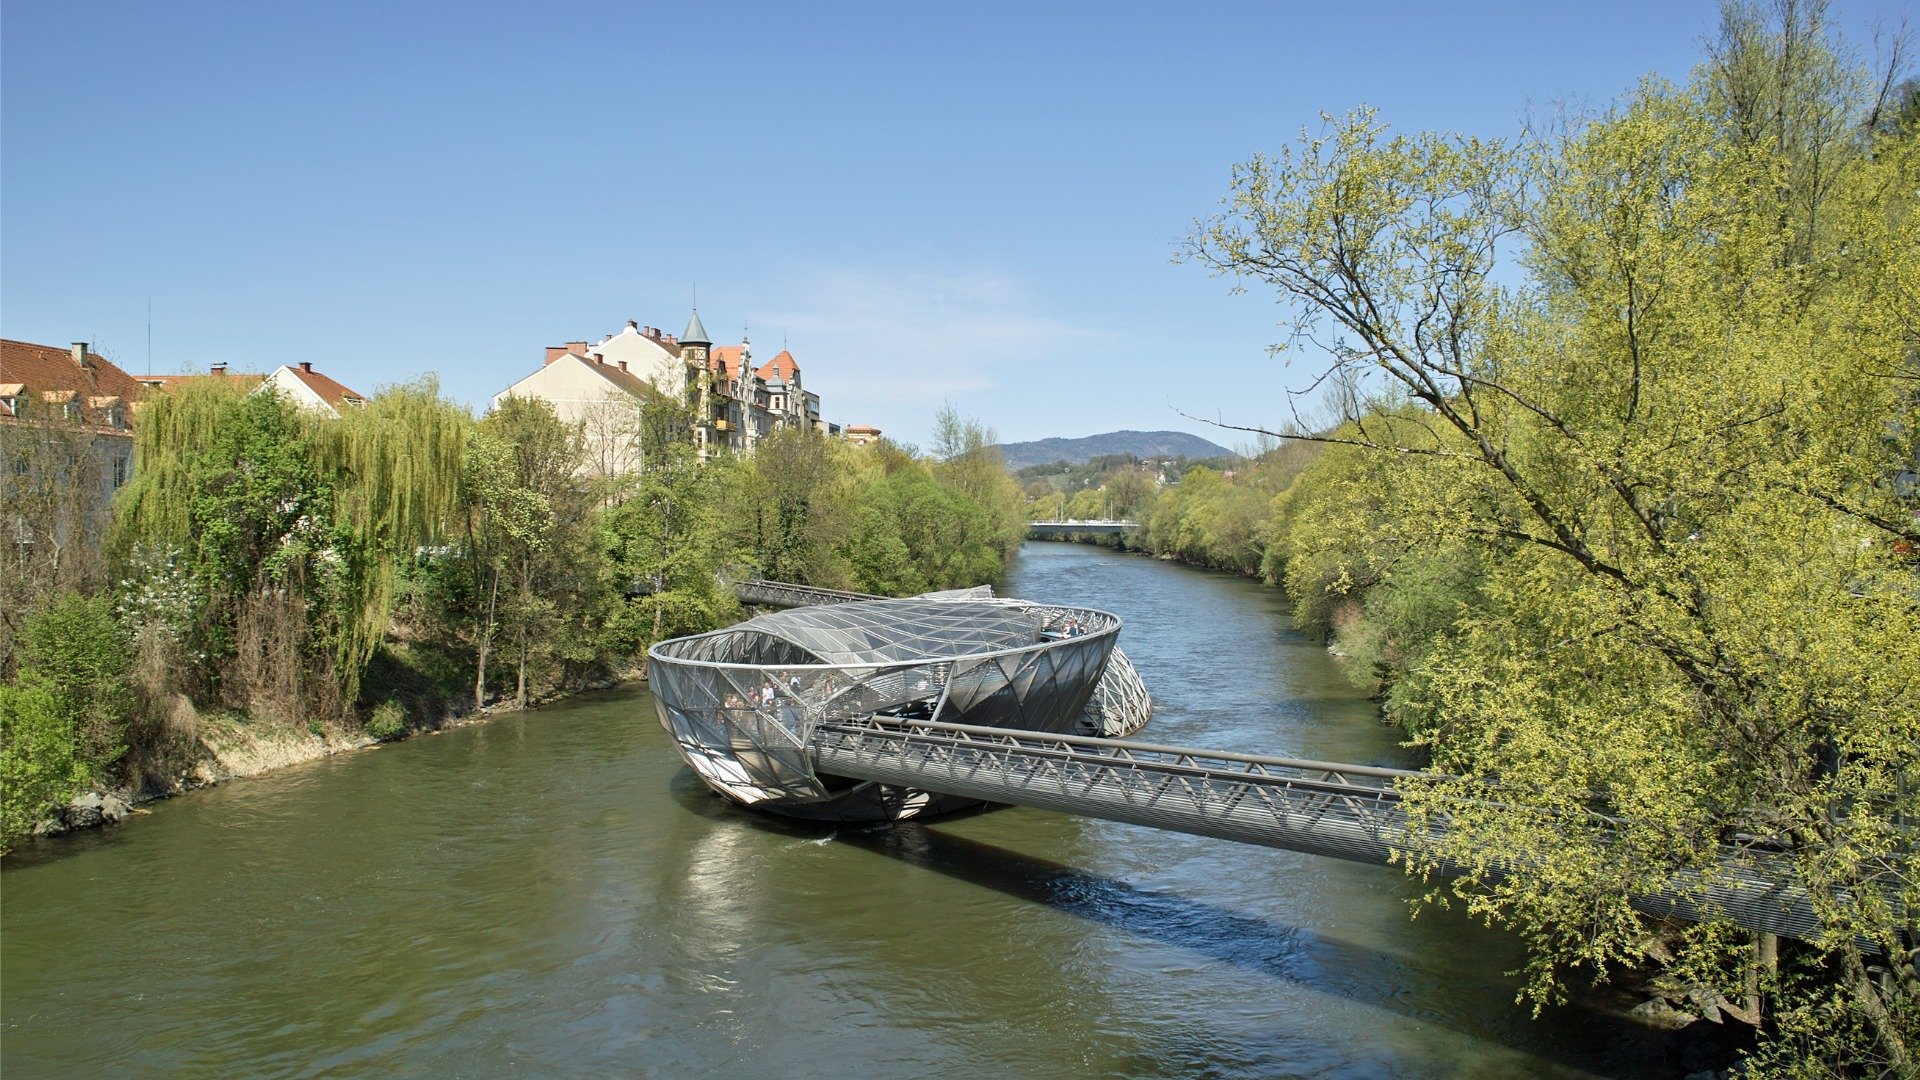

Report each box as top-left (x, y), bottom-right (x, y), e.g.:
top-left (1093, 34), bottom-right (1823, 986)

top-left (515, 634), bottom-right (527, 709)
top-left (515, 553), bottom-right (532, 709)
top-left (474, 567), bottom-right (499, 711)
top-left (1745, 931), bottom-right (1778, 1025)
top-left (1844, 946), bottom-right (1912, 1073)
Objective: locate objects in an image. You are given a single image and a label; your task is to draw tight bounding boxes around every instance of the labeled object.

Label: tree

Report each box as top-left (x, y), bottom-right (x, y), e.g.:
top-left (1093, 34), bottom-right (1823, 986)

top-left (460, 396), bottom-right (596, 709)
top-left (0, 679), bottom-right (80, 847)
top-left (603, 401), bottom-right (739, 650)
top-left (317, 378), bottom-right (469, 708)
top-left (0, 401), bottom-right (114, 673)
top-left (1183, 4), bottom-right (1917, 1068)
top-left (732, 427), bottom-right (854, 587)
top-left (0, 594), bottom-right (135, 846)
top-left (929, 405), bottom-right (1027, 558)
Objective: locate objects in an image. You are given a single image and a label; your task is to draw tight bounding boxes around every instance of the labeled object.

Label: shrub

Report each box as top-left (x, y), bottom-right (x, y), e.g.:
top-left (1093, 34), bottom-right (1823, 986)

top-left (0, 677), bottom-right (86, 846)
top-left (19, 593), bottom-right (134, 771)
top-left (365, 699), bottom-right (406, 741)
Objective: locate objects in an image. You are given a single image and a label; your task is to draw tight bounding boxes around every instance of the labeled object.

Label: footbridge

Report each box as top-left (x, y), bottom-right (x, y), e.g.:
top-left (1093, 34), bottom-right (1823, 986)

top-left (735, 579), bottom-right (889, 609)
top-left (807, 716), bottom-right (1890, 948)
top-left (1028, 519), bottom-right (1140, 538)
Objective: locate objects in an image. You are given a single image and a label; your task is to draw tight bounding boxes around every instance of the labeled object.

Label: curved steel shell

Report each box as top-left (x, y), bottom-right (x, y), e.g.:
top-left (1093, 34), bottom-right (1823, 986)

top-left (648, 597), bottom-right (1129, 817)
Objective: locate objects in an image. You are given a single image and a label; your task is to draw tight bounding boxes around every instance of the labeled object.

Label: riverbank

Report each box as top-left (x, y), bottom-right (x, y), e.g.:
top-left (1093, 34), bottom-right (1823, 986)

top-left (27, 662), bottom-right (646, 845)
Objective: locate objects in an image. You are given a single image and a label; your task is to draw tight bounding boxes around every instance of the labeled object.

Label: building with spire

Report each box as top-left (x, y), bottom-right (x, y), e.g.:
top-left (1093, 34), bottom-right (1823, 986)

top-left (493, 307), bottom-right (848, 469)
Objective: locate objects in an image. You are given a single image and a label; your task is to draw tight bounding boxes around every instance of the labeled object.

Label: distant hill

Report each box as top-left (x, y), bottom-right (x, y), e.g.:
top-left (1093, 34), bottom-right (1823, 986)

top-left (994, 430), bottom-right (1237, 470)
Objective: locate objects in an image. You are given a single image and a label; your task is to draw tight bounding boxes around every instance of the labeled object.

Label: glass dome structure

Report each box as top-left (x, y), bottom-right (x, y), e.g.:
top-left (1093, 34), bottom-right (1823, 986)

top-left (648, 596), bottom-right (1151, 820)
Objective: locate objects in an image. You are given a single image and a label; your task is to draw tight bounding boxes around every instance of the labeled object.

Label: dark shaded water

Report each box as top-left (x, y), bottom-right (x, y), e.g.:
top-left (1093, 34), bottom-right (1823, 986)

top-left (2, 542), bottom-right (1665, 1077)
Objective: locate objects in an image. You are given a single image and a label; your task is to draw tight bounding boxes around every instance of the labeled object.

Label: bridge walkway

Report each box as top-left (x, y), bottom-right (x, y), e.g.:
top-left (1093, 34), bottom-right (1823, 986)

top-left (807, 716), bottom-right (1871, 947)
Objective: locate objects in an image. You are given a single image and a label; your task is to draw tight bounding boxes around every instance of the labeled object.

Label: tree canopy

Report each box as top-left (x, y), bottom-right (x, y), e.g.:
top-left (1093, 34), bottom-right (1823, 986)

top-left (1180, 2), bottom-right (1916, 1070)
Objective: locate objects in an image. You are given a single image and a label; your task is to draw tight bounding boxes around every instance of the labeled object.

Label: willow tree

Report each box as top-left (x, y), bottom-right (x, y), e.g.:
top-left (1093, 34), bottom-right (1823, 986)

top-left (116, 377), bottom-right (470, 717)
top-left (316, 378), bottom-right (469, 705)
top-left (1184, 3), bottom-right (1917, 1070)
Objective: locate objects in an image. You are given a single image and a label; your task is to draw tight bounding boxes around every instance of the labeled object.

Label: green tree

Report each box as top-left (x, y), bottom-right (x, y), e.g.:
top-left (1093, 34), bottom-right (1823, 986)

top-left (930, 405), bottom-right (1027, 558)
top-left (0, 679), bottom-right (81, 847)
top-left (19, 593), bottom-right (135, 771)
top-left (0, 594), bottom-right (138, 846)
top-left (1184, 4), bottom-right (1917, 1068)
top-left (460, 396), bottom-right (597, 709)
top-left (604, 414), bottom-right (740, 651)
top-left (732, 427), bottom-right (854, 587)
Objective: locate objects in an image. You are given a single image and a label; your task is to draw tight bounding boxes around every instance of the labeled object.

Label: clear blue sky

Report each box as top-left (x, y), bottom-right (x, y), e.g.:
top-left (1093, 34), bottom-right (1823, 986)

top-left (2, 1), bottom-right (1902, 447)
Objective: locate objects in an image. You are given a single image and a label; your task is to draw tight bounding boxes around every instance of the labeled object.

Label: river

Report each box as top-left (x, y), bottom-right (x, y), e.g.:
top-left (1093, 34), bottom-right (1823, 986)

top-left (1, 541), bottom-right (1672, 1077)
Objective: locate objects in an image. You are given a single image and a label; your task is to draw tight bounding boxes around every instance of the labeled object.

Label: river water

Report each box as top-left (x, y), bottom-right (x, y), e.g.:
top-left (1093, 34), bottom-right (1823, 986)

top-left (2, 542), bottom-right (1668, 1077)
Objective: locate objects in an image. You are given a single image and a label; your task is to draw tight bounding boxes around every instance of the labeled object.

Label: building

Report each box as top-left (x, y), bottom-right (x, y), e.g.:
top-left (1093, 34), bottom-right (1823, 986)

top-left (844, 425), bottom-right (883, 446)
top-left (1, 339), bottom-right (139, 495)
top-left (494, 323), bottom-right (677, 476)
top-left (135, 361), bottom-right (365, 419)
top-left (756, 348), bottom-right (823, 434)
top-left (700, 336), bottom-right (778, 452)
top-left (260, 361), bottom-right (367, 417)
top-left (134, 363), bottom-right (265, 395)
top-left (499, 308), bottom-right (854, 466)
top-left (685, 319), bottom-right (838, 455)
top-left (1, 341), bottom-right (141, 593)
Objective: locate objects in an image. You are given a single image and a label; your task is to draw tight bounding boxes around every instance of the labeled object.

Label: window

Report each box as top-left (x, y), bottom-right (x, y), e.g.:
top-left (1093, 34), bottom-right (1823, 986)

top-left (63, 401), bottom-right (80, 422)
top-left (1, 396), bottom-right (17, 417)
top-left (113, 455), bottom-right (131, 489)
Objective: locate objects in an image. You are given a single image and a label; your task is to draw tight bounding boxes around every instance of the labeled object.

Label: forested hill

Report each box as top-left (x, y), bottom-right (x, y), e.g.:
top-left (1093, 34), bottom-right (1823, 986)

top-left (994, 430), bottom-right (1235, 470)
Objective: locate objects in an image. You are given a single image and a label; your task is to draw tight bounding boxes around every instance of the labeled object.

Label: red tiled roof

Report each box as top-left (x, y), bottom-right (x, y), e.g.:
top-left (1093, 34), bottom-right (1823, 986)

top-left (135, 370), bottom-right (266, 393)
top-left (0, 339), bottom-right (142, 429)
top-left (709, 345), bottom-right (746, 380)
top-left (281, 363), bottom-right (366, 408)
top-left (755, 349), bottom-right (799, 382)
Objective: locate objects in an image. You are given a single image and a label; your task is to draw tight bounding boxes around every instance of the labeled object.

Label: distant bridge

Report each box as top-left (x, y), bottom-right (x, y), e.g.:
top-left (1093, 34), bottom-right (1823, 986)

top-left (1028, 519), bottom-right (1141, 537)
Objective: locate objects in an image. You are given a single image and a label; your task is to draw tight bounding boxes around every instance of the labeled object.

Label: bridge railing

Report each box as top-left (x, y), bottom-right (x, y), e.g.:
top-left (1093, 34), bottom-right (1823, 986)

top-left (810, 716), bottom-right (1430, 867)
top-left (806, 717), bottom-right (1891, 948)
top-left (734, 579), bottom-right (880, 608)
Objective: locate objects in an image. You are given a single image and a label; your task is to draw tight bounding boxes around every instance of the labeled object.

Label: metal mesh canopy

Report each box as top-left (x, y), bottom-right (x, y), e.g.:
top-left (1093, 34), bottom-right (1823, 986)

top-left (648, 596), bottom-right (1131, 818)
top-left (733, 599), bottom-right (1044, 664)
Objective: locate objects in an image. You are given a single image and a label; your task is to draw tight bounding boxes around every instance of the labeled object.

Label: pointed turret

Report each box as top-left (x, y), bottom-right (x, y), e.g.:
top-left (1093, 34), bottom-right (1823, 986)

top-left (681, 308), bottom-right (711, 347)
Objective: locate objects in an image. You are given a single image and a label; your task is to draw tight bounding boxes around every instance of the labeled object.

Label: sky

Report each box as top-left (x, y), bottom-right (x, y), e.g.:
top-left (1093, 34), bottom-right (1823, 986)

top-left (2, 1), bottom-right (1905, 448)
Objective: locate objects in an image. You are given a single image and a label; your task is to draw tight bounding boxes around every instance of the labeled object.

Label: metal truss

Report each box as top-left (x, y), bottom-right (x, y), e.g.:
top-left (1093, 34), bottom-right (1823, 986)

top-left (806, 716), bottom-right (1890, 948)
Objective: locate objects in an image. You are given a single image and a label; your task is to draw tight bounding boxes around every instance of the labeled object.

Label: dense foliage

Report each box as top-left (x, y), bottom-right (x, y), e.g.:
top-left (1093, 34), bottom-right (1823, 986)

top-left (1038, 4), bottom-right (1915, 1071)
top-left (2, 382), bottom-right (1020, 848)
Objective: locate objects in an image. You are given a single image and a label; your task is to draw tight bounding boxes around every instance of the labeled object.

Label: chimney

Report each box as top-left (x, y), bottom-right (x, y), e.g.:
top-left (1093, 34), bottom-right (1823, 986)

top-left (544, 346), bottom-right (568, 365)
top-left (211, 363), bottom-right (228, 376)
top-left (71, 342), bottom-right (91, 368)
top-left (627, 319), bottom-right (638, 331)
top-left (300, 361), bottom-right (314, 373)
top-left (617, 361), bottom-right (628, 371)
top-left (566, 340), bottom-right (588, 355)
